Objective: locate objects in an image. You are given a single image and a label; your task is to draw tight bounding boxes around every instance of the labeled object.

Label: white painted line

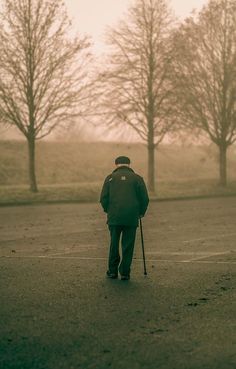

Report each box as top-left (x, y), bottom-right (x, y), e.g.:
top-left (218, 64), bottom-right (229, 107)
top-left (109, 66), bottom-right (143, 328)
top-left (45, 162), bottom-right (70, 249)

top-left (183, 233), bottom-right (236, 243)
top-left (188, 251), bottom-right (231, 261)
top-left (47, 246), bottom-right (100, 257)
top-left (1, 255), bottom-right (236, 265)
top-left (146, 251), bottom-right (227, 256)
top-left (47, 251), bottom-right (72, 257)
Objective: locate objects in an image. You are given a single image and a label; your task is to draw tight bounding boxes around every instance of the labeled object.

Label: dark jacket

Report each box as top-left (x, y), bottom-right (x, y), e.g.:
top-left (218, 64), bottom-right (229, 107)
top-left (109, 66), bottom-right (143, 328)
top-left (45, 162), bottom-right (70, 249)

top-left (100, 166), bottom-right (149, 227)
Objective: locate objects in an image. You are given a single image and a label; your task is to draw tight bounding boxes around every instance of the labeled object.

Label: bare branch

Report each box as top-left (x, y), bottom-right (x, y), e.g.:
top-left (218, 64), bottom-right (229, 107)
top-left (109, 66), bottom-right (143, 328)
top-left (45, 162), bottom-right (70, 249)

top-left (0, 0), bottom-right (92, 139)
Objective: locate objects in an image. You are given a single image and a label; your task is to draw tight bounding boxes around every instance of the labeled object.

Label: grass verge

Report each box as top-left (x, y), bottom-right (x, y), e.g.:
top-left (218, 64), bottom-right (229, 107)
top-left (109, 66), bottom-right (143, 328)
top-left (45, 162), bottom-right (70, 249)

top-left (1, 179), bottom-right (236, 206)
top-left (0, 183), bottom-right (101, 206)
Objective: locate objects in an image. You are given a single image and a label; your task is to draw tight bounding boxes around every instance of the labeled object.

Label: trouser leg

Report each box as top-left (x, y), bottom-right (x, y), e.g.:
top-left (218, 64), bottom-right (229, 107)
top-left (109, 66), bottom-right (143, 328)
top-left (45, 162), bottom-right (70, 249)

top-left (108, 226), bottom-right (122, 274)
top-left (119, 226), bottom-right (137, 277)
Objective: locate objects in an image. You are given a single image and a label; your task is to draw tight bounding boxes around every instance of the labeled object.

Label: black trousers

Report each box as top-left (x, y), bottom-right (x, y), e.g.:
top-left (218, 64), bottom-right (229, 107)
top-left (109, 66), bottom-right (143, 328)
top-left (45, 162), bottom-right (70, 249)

top-left (108, 225), bottom-right (137, 276)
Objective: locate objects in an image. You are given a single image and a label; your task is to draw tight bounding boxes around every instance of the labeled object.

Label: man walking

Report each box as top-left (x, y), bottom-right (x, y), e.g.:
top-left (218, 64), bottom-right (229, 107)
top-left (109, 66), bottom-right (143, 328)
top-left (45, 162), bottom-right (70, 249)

top-left (100, 156), bottom-right (149, 280)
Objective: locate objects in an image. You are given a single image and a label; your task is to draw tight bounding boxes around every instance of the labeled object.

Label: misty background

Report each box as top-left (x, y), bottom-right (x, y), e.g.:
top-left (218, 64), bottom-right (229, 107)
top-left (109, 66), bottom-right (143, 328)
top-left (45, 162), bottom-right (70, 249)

top-left (1, 0), bottom-right (236, 200)
top-left (0, 0), bottom-right (206, 142)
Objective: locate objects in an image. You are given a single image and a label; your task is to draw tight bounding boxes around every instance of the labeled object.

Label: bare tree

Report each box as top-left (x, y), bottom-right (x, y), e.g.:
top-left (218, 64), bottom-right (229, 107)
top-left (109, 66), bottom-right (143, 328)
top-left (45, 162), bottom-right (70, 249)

top-left (99, 0), bottom-right (176, 193)
top-left (0, 0), bottom-right (92, 192)
top-left (173, 0), bottom-right (236, 186)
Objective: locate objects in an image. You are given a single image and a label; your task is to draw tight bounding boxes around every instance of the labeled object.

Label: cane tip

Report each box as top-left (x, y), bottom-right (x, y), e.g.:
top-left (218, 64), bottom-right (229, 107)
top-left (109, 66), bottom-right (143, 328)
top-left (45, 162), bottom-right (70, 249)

top-left (144, 272), bottom-right (147, 276)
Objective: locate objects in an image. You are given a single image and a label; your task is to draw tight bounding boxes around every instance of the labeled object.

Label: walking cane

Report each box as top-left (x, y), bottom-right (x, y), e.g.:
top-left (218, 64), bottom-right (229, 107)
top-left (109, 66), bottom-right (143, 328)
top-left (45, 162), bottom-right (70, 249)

top-left (139, 217), bottom-right (147, 275)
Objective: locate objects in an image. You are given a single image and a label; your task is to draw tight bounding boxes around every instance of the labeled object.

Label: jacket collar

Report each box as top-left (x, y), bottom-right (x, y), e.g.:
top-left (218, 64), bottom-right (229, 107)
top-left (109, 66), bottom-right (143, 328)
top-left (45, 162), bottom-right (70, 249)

top-left (113, 166), bottom-right (134, 173)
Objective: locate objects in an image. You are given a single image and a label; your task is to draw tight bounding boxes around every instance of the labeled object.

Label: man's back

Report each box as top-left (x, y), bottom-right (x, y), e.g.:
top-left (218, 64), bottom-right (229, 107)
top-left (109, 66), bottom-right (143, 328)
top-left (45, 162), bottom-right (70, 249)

top-left (100, 165), bottom-right (149, 227)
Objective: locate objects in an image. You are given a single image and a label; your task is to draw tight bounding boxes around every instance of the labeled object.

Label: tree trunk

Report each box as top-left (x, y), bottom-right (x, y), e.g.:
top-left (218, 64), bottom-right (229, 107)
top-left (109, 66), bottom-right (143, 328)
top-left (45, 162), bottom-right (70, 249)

top-left (27, 136), bottom-right (38, 192)
top-left (219, 143), bottom-right (227, 186)
top-left (147, 143), bottom-right (155, 194)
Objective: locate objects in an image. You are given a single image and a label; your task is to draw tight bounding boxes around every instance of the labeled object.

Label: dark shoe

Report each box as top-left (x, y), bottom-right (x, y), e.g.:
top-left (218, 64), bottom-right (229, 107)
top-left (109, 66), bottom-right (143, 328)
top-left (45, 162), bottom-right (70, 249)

top-left (106, 271), bottom-right (118, 279)
top-left (120, 275), bottom-right (130, 281)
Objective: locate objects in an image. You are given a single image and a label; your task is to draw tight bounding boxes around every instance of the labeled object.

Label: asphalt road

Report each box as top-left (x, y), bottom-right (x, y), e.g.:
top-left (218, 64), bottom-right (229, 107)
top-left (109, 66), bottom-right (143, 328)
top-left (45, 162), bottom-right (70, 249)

top-left (0, 198), bottom-right (236, 369)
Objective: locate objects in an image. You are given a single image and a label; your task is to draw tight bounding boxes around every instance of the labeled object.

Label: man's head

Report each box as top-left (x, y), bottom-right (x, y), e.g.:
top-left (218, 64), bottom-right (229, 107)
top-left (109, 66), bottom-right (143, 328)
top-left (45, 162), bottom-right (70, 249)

top-left (115, 156), bottom-right (131, 167)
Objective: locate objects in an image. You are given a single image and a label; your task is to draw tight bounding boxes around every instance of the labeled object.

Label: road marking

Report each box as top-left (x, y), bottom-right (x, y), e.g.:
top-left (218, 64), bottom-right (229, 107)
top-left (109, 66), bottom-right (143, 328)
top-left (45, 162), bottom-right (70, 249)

top-left (48, 247), bottom-right (98, 257)
top-left (183, 233), bottom-right (236, 243)
top-left (146, 251), bottom-right (233, 262)
top-left (188, 251), bottom-right (232, 261)
top-left (1, 255), bottom-right (236, 265)
top-left (2, 251), bottom-right (231, 258)
top-left (146, 251), bottom-right (228, 256)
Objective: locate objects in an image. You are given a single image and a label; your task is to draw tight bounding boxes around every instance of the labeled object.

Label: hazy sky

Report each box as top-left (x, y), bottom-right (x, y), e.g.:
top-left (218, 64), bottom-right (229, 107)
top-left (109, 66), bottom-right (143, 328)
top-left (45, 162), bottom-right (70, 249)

top-left (65, 0), bottom-right (207, 53)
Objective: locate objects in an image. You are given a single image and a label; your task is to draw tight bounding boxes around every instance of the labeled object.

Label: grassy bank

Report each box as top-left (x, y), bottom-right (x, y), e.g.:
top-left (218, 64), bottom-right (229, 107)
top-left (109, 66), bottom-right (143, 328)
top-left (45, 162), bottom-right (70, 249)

top-left (1, 140), bottom-right (236, 205)
top-left (1, 140), bottom-right (236, 185)
top-left (1, 179), bottom-right (236, 206)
